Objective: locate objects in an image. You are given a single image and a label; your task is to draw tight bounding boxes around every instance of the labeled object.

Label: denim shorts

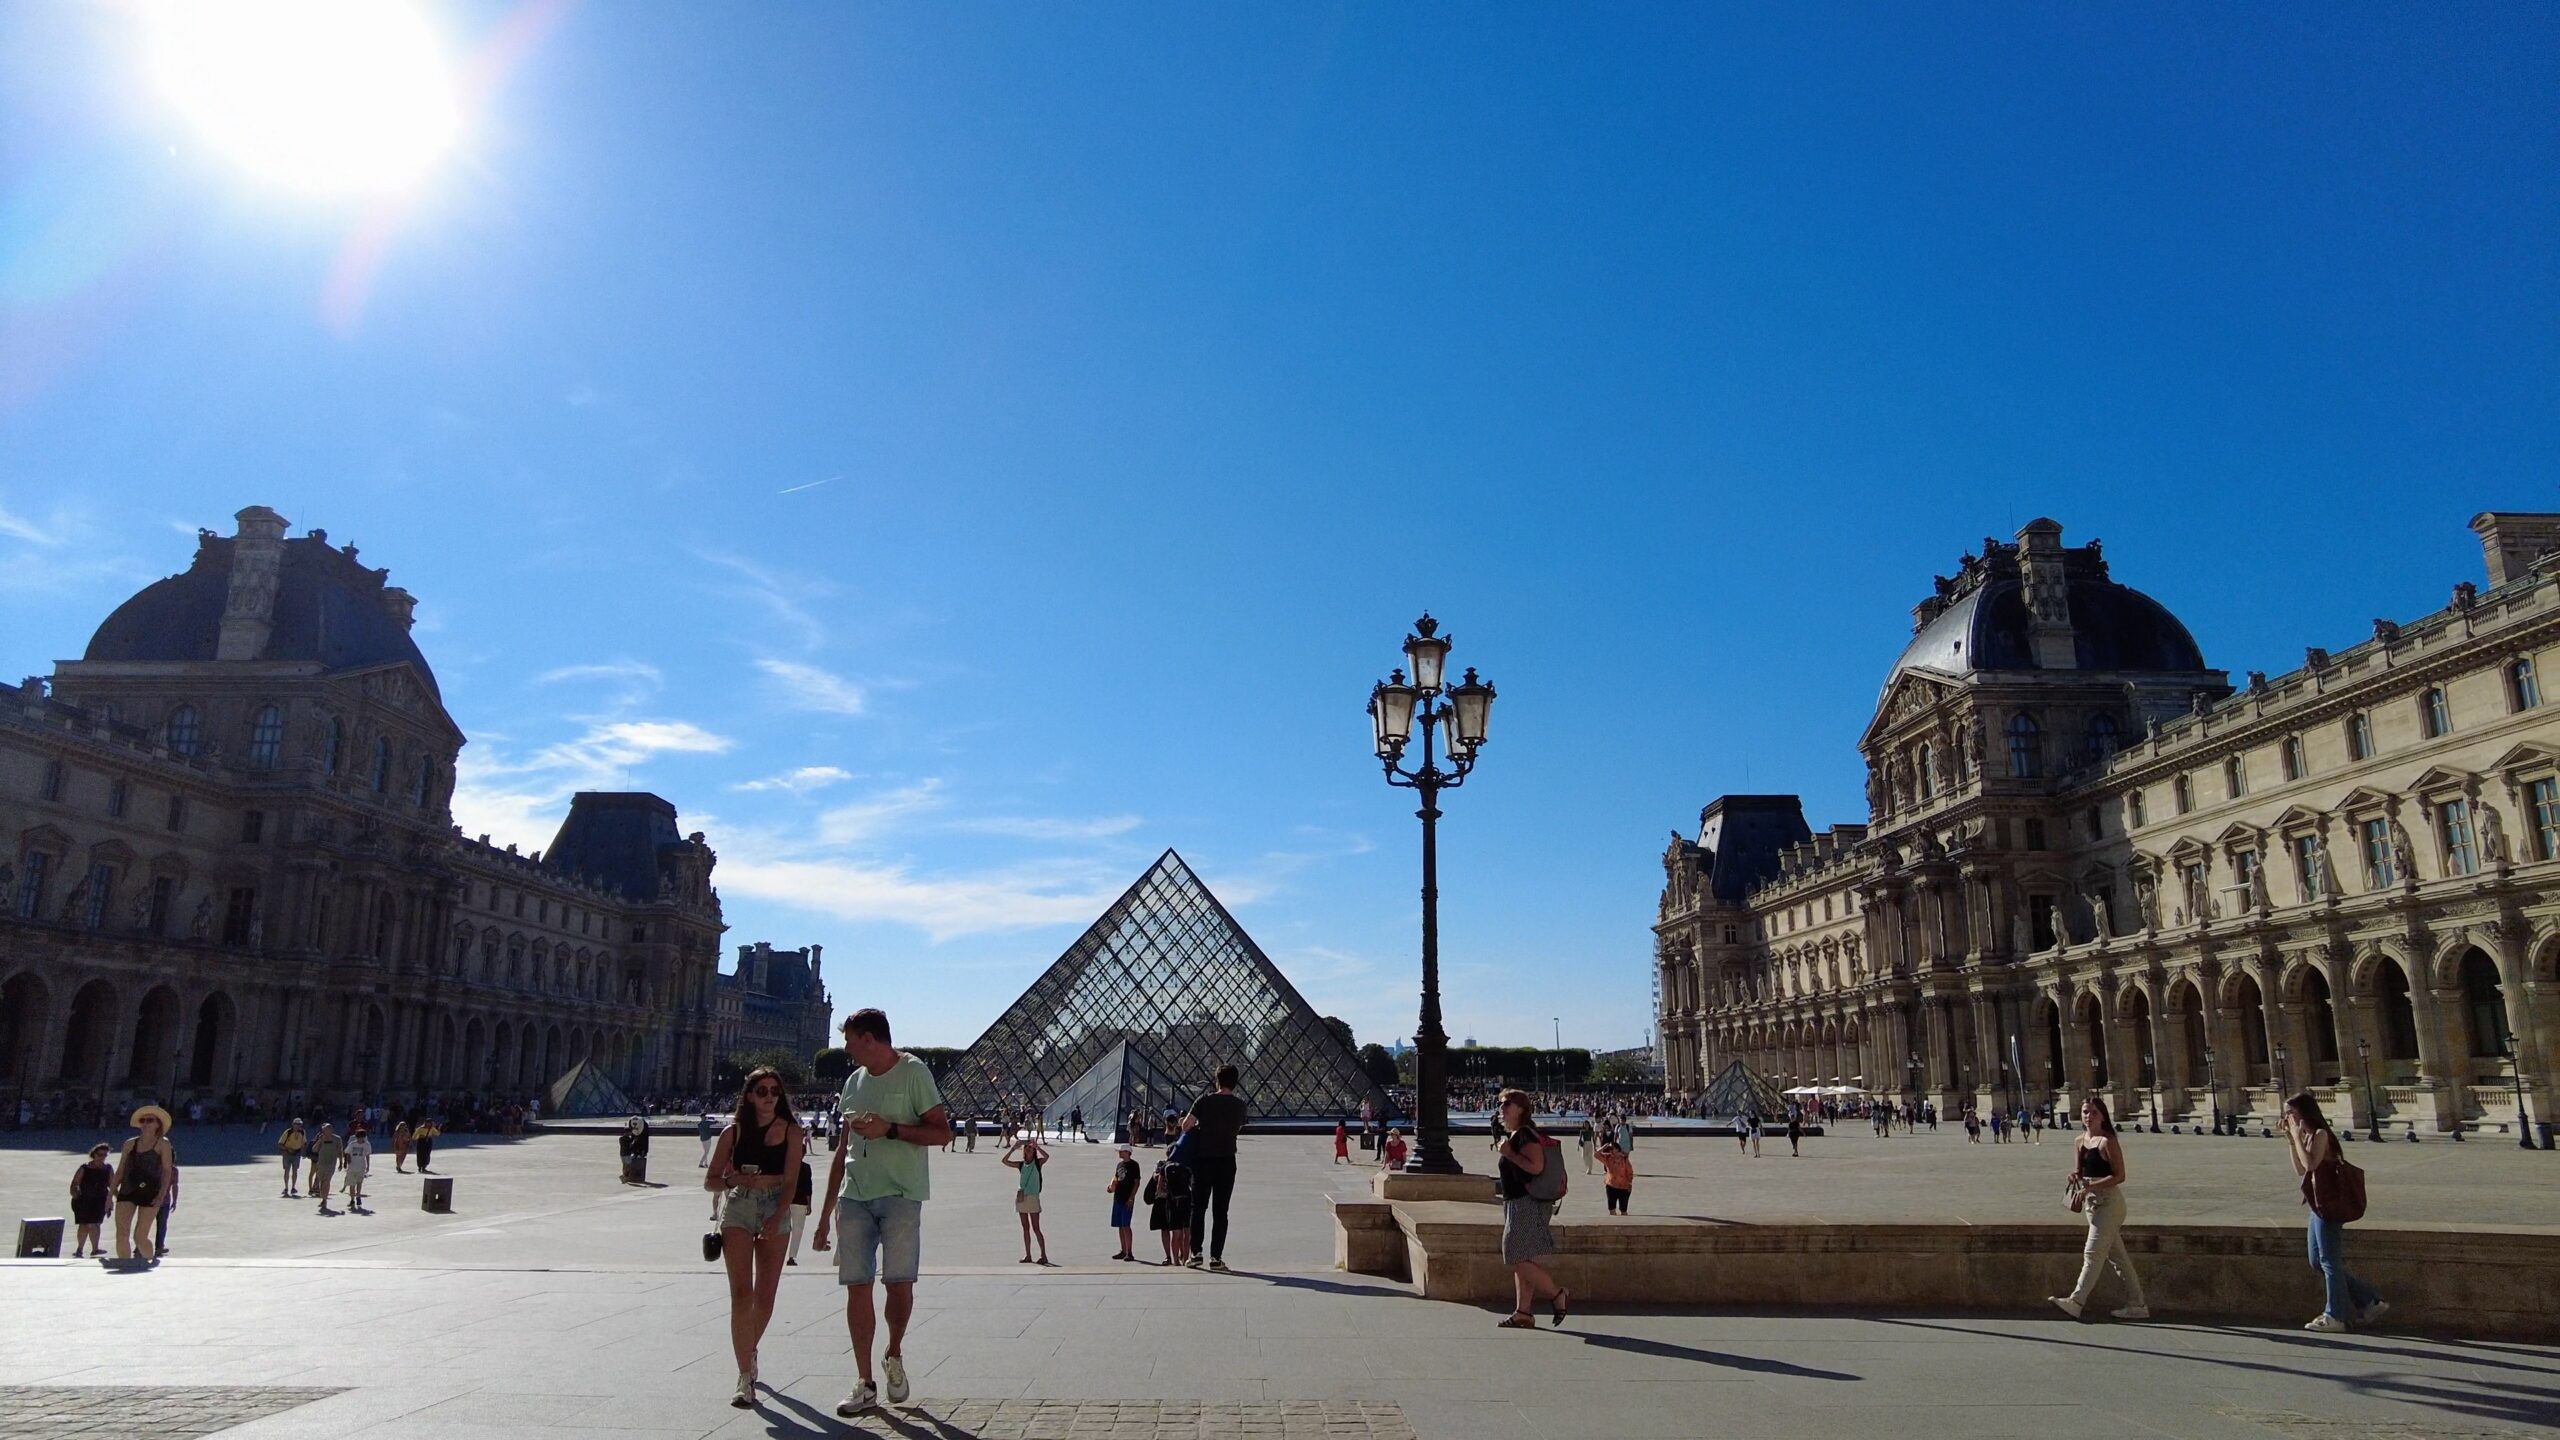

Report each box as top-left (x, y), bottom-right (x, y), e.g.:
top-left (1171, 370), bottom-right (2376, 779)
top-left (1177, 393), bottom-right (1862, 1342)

top-left (836, 1194), bottom-right (923, 1286)
top-left (720, 1185), bottom-right (786, 1234)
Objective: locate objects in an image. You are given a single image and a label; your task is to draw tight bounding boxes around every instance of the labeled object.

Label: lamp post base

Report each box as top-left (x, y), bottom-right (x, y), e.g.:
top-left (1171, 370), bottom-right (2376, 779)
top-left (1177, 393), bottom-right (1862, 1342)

top-left (1370, 1168), bottom-right (1494, 1203)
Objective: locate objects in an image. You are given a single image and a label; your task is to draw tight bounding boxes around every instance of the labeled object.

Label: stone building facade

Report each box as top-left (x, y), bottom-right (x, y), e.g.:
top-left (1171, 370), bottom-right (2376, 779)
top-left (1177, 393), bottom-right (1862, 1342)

top-left (0, 507), bottom-right (725, 1115)
top-left (1656, 512), bottom-right (2560, 1136)
top-left (714, 941), bottom-right (834, 1072)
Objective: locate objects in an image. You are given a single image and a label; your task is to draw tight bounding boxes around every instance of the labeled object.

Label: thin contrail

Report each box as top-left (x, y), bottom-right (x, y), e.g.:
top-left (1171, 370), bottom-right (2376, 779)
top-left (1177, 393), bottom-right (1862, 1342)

top-left (778, 476), bottom-right (840, 495)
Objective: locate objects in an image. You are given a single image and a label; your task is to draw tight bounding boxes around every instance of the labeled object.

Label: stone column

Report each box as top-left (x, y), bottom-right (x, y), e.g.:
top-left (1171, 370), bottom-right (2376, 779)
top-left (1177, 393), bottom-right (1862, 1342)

top-left (2425, 983), bottom-right (2469, 1131)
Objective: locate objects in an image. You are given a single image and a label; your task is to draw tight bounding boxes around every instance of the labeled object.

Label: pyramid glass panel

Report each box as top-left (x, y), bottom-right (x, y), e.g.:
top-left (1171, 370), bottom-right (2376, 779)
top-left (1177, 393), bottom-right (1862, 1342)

top-left (941, 851), bottom-right (1396, 1122)
top-left (1693, 1059), bottom-right (1784, 1121)
top-left (545, 1058), bottom-right (639, 1118)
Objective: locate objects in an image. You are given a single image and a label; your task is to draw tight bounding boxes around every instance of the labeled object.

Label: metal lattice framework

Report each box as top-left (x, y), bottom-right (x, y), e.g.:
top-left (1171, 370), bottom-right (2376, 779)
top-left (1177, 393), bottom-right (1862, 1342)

top-left (940, 851), bottom-right (1396, 1123)
top-left (1693, 1058), bottom-right (1785, 1121)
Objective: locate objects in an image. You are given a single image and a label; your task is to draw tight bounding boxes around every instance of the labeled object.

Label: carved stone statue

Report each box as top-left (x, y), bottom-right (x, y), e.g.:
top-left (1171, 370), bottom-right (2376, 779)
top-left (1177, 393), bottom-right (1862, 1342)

top-left (2387, 818), bottom-right (2416, 880)
top-left (1967, 715), bottom-right (1986, 776)
top-left (58, 873), bottom-right (89, 925)
top-left (190, 896), bottom-right (213, 940)
top-left (129, 890), bottom-right (153, 931)
top-left (2479, 801), bottom-right (2510, 864)
top-left (2307, 831), bottom-right (2337, 898)
top-left (246, 914), bottom-right (264, 949)
top-left (2247, 851), bottom-right (2269, 911)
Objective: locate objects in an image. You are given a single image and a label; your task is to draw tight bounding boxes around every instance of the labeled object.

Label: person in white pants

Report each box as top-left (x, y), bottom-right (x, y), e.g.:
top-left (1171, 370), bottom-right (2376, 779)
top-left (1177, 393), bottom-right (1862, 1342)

top-left (785, 1157), bottom-right (814, 1265)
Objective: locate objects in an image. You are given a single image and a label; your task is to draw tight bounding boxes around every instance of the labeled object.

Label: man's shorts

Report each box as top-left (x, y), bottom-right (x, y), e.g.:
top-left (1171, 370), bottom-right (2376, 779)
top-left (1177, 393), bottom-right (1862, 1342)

top-left (836, 1194), bottom-right (923, 1286)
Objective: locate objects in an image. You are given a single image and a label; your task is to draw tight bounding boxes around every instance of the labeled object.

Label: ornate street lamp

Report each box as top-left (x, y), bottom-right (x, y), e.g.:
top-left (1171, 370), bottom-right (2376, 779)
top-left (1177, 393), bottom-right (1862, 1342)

top-left (1367, 614), bottom-right (1495, 1176)
top-left (2202, 1040), bottom-right (2222, 1135)
top-left (2508, 1032), bottom-right (2537, 1152)
top-left (2356, 1036), bottom-right (2381, 1143)
top-left (2271, 1041), bottom-right (2289, 1134)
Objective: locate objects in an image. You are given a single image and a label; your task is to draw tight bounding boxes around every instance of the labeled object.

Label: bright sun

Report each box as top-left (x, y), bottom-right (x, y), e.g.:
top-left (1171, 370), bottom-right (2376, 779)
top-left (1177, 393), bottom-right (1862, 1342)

top-left (147, 0), bottom-right (464, 197)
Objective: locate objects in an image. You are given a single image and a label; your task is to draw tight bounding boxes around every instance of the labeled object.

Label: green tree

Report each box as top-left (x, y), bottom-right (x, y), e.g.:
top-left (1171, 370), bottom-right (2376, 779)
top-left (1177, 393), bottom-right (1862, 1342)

top-left (724, 1047), bottom-right (808, 1088)
top-left (812, 1047), bottom-right (851, 1083)
top-left (1357, 1043), bottom-right (1399, 1087)
top-left (1321, 1016), bottom-right (1356, 1052)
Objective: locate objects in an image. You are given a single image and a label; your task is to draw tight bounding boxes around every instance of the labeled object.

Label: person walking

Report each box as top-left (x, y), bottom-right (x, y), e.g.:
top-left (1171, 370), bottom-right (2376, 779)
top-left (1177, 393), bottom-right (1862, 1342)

top-left (785, 1157), bottom-right (814, 1266)
top-left (699, 1109), bottom-right (717, 1169)
top-left (1002, 1134), bottom-right (1053, 1265)
top-left (706, 1067), bottom-right (804, 1408)
top-left (2050, 1097), bottom-right (2149, 1321)
top-left (412, 1117), bottom-right (438, 1173)
top-left (2285, 1092), bottom-right (2387, 1333)
top-left (308, 1122), bottom-right (343, 1214)
top-left (1577, 1116), bottom-right (1596, 1173)
top-left (1493, 1089), bottom-right (1568, 1329)
top-left (392, 1117), bottom-right (413, 1172)
top-left (1598, 1138), bottom-right (1633, 1215)
top-left (69, 1143), bottom-right (112, 1257)
top-left (1333, 1120), bottom-right (1349, 1165)
top-left (811, 1009), bottom-right (952, 1419)
top-left (1180, 1064), bottom-right (1247, 1271)
top-left (342, 1124), bottom-right (372, 1213)
top-left (1107, 1143), bottom-right (1141, 1260)
top-left (620, 1116), bottom-right (651, 1185)
top-left (277, 1118), bottom-right (307, 1198)
top-left (111, 1106), bottom-right (175, 1264)
top-left (1787, 1111), bottom-right (1803, 1157)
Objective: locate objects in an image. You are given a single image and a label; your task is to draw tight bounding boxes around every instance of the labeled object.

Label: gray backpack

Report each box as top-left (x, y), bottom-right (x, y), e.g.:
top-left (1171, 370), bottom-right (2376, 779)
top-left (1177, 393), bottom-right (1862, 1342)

top-left (1523, 1135), bottom-right (1567, 1204)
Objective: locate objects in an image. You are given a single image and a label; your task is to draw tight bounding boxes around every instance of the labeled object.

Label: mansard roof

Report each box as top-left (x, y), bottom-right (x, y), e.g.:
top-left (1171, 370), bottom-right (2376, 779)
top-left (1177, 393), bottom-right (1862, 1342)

top-left (1884, 524), bottom-right (2208, 697)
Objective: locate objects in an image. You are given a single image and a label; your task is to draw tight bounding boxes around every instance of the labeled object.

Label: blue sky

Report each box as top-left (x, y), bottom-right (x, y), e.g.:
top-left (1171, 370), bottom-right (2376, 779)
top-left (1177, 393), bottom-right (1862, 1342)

top-left (3, 5), bottom-right (2554, 1053)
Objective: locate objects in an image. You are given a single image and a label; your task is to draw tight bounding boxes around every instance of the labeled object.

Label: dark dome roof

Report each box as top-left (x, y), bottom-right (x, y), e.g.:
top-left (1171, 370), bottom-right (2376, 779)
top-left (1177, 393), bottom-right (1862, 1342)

top-left (84, 534), bottom-right (440, 698)
top-left (1888, 575), bottom-right (2206, 692)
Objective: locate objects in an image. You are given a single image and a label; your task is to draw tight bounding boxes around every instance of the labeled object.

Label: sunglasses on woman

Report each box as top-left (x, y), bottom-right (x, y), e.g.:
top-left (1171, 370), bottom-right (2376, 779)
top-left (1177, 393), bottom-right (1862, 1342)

top-left (749, 1086), bottom-right (781, 1097)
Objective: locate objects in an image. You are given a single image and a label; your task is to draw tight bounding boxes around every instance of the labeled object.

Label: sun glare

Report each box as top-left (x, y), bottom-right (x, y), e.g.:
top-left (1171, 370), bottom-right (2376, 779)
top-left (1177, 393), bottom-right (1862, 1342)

top-left (147, 0), bottom-right (464, 197)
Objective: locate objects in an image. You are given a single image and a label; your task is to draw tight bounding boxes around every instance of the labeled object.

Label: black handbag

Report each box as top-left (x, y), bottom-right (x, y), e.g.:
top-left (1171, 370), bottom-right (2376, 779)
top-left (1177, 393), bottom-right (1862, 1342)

top-left (702, 1230), bottom-right (721, 1262)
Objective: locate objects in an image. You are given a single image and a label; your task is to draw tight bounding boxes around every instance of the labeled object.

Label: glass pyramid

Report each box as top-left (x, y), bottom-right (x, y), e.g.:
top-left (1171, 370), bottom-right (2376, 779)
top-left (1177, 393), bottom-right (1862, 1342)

top-left (545, 1058), bottom-right (639, 1119)
top-left (941, 850), bottom-right (1396, 1122)
top-left (1694, 1059), bottom-right (1785, 1121)
top-left (1039, 1037), bottom-right (1193, 1138)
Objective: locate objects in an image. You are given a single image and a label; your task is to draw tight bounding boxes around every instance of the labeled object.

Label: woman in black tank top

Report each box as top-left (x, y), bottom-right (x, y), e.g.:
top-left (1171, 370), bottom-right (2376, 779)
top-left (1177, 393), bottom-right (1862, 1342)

top-left (708, 1066), bottom-right (803, 1410)
top-left (2050, 1096), bottom-right (2147, 1322)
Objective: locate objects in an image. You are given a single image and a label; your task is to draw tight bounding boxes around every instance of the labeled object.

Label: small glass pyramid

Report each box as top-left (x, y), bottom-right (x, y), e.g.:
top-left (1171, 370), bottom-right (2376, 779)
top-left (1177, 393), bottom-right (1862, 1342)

top-left (941, 850), bottom-right (1395, 1122)
top-left (546, 1058), bottom-right (639, 1118)
top-left (1694, 1059), bottom-right (1785, 1120)
top-left (1039, 1037), bottom-right (1193, 1138)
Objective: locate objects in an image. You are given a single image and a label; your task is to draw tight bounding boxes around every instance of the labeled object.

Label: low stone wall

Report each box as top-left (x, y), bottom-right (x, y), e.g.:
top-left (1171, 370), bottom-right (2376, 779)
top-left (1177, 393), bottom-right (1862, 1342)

top-left (1343, 1201), bottom-right (2560, 1340)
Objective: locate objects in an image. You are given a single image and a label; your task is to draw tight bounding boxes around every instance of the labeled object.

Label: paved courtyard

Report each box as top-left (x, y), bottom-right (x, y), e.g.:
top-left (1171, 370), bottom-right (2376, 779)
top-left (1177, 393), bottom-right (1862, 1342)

top-left (2, 1125), bottom-right (2554, 1438)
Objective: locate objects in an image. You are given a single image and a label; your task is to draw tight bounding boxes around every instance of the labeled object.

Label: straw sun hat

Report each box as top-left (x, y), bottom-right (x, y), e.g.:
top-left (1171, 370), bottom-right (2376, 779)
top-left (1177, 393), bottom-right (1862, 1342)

top-left (129, 1104), bottom-right (174, 1133)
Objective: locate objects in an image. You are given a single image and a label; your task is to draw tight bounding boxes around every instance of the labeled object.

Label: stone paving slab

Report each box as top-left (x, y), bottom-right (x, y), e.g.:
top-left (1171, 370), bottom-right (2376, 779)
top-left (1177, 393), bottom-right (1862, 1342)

top-left (0, 1386), bottom-right (341, 1438)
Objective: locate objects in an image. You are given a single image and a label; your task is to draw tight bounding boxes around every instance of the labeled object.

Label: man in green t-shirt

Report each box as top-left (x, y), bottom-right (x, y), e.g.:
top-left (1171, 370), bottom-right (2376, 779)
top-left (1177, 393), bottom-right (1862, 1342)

top-left (812, 1008), bottom-right (951, 1417)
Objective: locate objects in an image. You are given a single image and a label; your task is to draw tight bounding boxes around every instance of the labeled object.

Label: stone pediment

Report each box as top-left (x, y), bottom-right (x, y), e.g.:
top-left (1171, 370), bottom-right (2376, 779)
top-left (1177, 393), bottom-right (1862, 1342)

top-left (2213, 820), bottom-right (2266, 847)
top-left (1863, 672), bottom-right (1964, 745)
top-left (2407, 765), bottom-right (2476, 795)
top-left (2334, 786), bottom-right (2396, 813)
top-left (2267, 805), bottom-right (2326, 831)
top-left (2488, 741), bottom-right (2560, 774)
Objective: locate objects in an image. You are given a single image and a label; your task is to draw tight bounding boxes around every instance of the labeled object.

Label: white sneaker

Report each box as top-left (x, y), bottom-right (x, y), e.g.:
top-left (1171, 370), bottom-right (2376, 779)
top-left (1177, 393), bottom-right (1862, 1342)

top-left (837, 1380), bottom-right (879, 1416)
top-left (2304, 1313), bottom-right (2349, 1333)
top-left (2112, 1305), bottom-right (2150, 1321)
top-left (2049, 1296), bottom-right (2083, 1320)
top-left (731, 1372), bottom-right (755, 1408)
top-left (2357, 1300), bottom-right (2390, 1326)
top-left (884, 1355), bottom-right (909, 1405)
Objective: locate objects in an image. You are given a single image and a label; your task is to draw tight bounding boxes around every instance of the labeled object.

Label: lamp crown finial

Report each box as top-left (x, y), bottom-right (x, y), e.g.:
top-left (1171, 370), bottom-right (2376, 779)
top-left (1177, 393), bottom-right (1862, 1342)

top-left (1411, 613), bottom-right (1439, 638)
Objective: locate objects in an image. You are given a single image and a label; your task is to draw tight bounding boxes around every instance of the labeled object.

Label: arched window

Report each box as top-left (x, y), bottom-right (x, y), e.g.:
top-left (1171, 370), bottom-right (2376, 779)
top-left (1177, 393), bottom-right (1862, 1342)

top-left (2281, 735), bottom-right (2306, 782)
top-left (2510, 658), bottom-right (2541, 712)
top-left (2223, 755), bottom-right (2246, 799)
top-left (2419, 687), bottom-right (2451, 739)
top-left (322, 718), bottom-right (343, 775)
top-left (370, 738), bottom-right (391, 793)
top-left (2345, 711), bottom-right (2374, 761)
top-left (2006, 713), bottom-right (2041, 780)
top-left (2086, 714), bottom-right (2120, 764)
top-left (412, 757), bottom-right (434, 807)
top-left (247, 705), bottom-right (285, 769)
top-left (1916, 744), bottom-right (1935, 800)
top-left (164, 705), bottom-right (201, 757)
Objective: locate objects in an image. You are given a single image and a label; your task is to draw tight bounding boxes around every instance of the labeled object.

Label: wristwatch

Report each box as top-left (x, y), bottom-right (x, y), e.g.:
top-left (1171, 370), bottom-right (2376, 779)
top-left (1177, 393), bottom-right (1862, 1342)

top-left (885, 1121), bottom-right (901, 1143)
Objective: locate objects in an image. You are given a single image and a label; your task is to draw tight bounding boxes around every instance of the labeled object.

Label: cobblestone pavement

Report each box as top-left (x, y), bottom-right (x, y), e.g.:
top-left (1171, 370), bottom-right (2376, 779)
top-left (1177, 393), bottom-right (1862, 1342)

top-left (832, 1400), bottom-right (1415, 1438)
top-left (0, 1386), bottom-right (341, 1437)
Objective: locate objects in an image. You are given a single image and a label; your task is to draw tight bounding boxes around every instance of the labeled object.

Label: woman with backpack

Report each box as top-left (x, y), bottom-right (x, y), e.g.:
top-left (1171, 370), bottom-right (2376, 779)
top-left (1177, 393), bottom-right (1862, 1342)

top-left (2284, 1093), bottom-right (2387, 1333)
top-left (1492, 1088), bottom-right (1569, 1330)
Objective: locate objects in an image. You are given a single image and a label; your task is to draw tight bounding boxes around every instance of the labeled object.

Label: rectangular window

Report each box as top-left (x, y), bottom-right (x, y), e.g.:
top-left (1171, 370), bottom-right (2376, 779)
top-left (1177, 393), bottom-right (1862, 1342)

top-left (2174, 776), bottom-right (2193, 814)
top-left (148, 876), bottom-right (175, 936)
top-left (39, 760), bottom-right (62, 801)
top-left (2024, 818), bottom-right (2047, 851)
top-left (2420, 688), bottom-right (2452, 739)
top-left (221, 886), bottom-right (257, 946)
top-left (2533, 778), bottom-right (2560, 862)
top-left (2513, 658), bottom-right (2543, 712)
top-left (2129, 790), bottom-right (2148, 828)
top-left (2346, 712), bottom-right (2373, 762)
top-left (2440, 799), bottom-right (2478, 877)
top-left (2225, 757), bottom-right (2247, 799)
top-left (2234, 848), bottom-right (2260, 905)
top-left (107, 779), bottom-right (127, 819)
top-left (241, 809), bottom-right (264, 844)
top-left (2282, 737), bottom-right (2305, 782)
top-left (82, 863), bottom-right (113, 929)
top-left (2362, 817), bottom-right (2397, 889)
top-left (2293, 834), bottom-right (2323, 902)
top-left (165, 794), bottom-right (187, 832)
top-left (16, 850), bottom-right (50, 919)
top-left (2087, 806), bottom-right (2104, 841)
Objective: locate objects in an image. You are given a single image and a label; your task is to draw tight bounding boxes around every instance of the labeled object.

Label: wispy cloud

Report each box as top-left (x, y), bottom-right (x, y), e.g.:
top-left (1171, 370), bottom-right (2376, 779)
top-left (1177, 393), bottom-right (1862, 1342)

top-left (698, 551), bottom-right (834, 651)
top-left (714, 850), bottom-right (1132, 943)
top-left (536, 659), bottom-right (664, 708)
top-left (756, 657), bottom-right (867, 715)
top-left (817, 779), bottom-right (945, 844)
top-left (950, 813), bottom-right (1143, 842)
top-left (778, 476), bottom-right (839, 495)
top-left (566, 383), bottom-right (605, 407)
top-left (732, 765), bottom-right (857, 795)
top-left (448, 718), bottom-right (735, 849)
top-left (0, 498), bottom-right (67, 546)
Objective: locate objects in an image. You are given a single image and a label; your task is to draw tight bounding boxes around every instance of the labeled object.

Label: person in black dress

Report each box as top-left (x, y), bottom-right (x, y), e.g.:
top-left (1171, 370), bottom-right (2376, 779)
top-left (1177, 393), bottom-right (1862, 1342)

top-left (69, 1143), bottom-right (112, 1257)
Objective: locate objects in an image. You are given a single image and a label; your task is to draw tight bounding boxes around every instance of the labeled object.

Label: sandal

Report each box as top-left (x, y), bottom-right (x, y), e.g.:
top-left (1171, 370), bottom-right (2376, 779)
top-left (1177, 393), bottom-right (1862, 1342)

top-left (1497, 1312), bottom-right (1537, 1329)
top-left (1551, 1288), bottom-right (1572, 1328)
